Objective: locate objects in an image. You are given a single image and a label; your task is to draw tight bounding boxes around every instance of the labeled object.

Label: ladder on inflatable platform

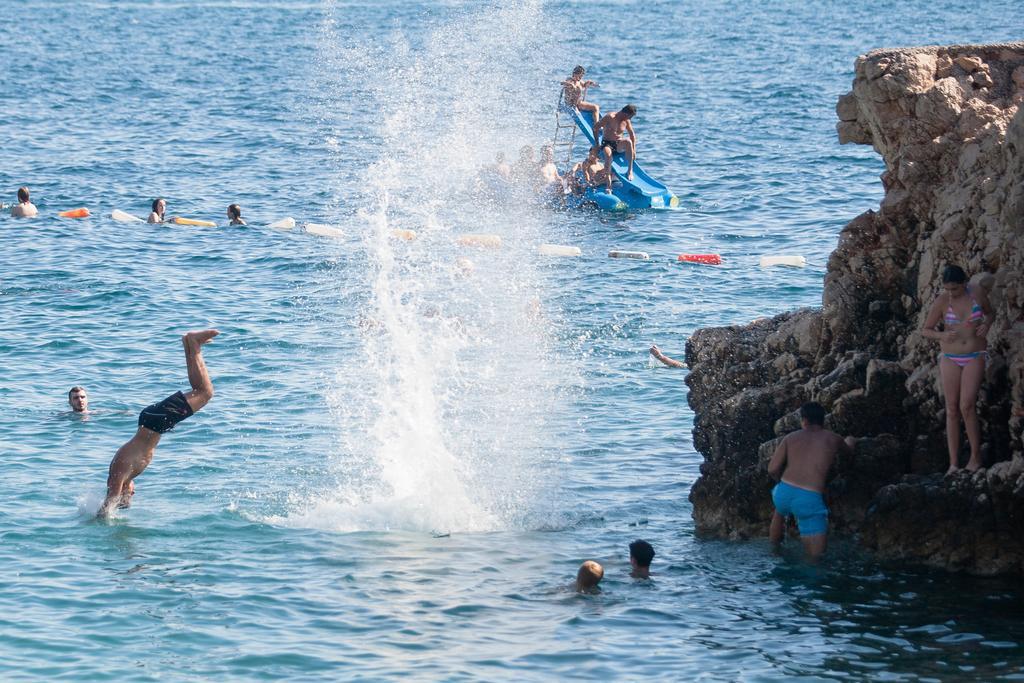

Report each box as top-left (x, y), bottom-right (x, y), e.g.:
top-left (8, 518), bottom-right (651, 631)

top-left (552, 89), bottom-right (586, 174)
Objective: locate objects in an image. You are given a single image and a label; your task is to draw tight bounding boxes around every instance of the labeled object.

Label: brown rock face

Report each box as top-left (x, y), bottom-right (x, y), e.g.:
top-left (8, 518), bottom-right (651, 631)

top-left (686, 43), bottom-right (1024, 575)
top-left (860, 458), bottom-right (1024, 575)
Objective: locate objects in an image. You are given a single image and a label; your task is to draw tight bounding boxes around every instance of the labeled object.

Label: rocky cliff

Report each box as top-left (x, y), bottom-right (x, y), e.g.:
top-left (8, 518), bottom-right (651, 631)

top-left (686, 44), bottom-right (1024, 575)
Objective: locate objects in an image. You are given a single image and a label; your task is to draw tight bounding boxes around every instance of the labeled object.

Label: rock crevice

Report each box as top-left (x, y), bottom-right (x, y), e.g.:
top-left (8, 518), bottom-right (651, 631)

top-left (687, 43), bottom-right (1024, 575)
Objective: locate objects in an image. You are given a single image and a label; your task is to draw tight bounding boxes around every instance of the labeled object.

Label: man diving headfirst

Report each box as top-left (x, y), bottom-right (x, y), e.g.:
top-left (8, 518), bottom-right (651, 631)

top-left (98, 329), bottom-right (219, 516)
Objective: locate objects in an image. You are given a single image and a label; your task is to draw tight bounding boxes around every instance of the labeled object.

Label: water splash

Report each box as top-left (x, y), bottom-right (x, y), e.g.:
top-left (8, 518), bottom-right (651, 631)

top-left (275, 1), bottom-right (576, 533)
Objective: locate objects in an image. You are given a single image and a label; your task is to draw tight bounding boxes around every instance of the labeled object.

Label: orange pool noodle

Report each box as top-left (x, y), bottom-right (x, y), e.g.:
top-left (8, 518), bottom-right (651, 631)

top-left (678, 253), bottom-right (722, 265)
top-left (58, 208), bottom-right (90, 218)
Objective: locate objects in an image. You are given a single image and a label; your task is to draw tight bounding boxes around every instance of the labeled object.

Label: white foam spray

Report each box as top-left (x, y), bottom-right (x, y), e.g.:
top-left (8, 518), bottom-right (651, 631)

top-left (273, 1), bottom-right (577, 534)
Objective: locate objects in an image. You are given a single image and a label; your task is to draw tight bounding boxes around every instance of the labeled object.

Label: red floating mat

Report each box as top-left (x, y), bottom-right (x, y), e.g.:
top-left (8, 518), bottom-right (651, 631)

top-left (58, 208), bottom-right (91, 218)
top-left (678, 253), bottom-right (722, 265)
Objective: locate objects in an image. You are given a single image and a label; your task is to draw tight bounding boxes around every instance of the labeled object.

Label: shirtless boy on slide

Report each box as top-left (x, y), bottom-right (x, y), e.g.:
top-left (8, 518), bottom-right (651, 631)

top-left (561, 65), bottom-right (600, 124)
top-left (98, 330), bottom-right (218, 516)
top-left (767, 401), bottom-right (855, 561)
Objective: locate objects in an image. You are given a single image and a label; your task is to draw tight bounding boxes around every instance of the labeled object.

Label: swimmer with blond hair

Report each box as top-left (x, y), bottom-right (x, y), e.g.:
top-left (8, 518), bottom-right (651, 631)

top-left (575, 560), bottom-right (604, 593)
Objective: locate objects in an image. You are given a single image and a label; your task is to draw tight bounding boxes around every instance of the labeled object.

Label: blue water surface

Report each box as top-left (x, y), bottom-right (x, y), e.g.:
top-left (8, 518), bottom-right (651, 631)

top-left (2, 1), bottom-right (1023, 680)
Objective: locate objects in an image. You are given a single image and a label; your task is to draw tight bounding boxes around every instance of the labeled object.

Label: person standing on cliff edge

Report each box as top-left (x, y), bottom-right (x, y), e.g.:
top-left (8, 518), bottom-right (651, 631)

top-left (768, 402), bottom-right (856, 561)
top-left (920, 265), bottom-right (992, 474)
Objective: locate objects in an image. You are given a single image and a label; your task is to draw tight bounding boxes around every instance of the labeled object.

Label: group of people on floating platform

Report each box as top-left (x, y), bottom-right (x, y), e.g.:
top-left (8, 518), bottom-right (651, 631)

top-left (474, 65), bottom-right (640, 207)
top-left (560, 65), bottom-right (639, 195)
top-left (651, 263), bottom-right (1024, 562)
top-left (5, 186), bottom-right (250, 226)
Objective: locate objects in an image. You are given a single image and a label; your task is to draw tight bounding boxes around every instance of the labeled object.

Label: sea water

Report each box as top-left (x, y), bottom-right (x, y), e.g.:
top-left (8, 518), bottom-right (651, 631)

top-left (1, 1), bottom-right (1023, 679)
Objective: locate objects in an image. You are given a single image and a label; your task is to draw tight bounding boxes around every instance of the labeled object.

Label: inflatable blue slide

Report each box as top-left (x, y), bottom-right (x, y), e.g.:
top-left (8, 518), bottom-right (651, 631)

top-left (564, 108), bottom-right (678, 212)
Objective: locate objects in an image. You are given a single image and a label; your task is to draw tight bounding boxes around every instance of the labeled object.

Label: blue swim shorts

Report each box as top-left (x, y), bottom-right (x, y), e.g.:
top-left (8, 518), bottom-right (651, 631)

top-left (772, 481), bottom-right (828, 536)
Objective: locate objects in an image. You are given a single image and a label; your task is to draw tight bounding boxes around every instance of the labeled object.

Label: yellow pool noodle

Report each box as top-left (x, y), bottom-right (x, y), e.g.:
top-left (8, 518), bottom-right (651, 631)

top-left (173, 217), bottom-right (216, 227)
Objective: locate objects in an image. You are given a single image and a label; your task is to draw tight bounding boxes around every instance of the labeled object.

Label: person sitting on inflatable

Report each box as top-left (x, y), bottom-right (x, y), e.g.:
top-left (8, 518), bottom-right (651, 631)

top-left (537, 145), bottom-right (561, 188)
top-left (561, 65), bottom-right (600, 125)
top-left (594, 104), bottom-right (638, 193)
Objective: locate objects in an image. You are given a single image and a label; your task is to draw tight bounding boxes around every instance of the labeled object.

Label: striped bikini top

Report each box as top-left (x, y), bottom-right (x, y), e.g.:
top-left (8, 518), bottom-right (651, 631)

top-left (944, 288), bottom-right (983, 326)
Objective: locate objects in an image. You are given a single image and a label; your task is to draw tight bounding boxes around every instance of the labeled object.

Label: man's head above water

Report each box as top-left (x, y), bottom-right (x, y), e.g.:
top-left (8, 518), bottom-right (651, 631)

top-left (68, 386), bottom-right (89, 413)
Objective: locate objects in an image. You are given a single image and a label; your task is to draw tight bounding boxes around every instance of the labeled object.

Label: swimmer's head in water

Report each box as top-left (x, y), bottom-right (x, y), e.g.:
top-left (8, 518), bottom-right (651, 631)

top-left (519, 145), bottom-right (533, 160)
top-left (629, 539), bottom-right (655, 568)
top-left (575, 560), bottom-right (604, 592)
top-left (68, 386), bottom-right (88, 412)
top-left (17, 186), bottom-right (30, 203)
top-left (620, 104), bottom-right (637, 119)
top-left (152, 197), bottom-right (166, 215)
top-left (572, 65), bottom-right (585, 77)
top-left (227, 203), bottom-right (242, 220)
top-left (495, 151), bottom-right (505, 163)
top-left (800, 401), bottom-right (826, 427)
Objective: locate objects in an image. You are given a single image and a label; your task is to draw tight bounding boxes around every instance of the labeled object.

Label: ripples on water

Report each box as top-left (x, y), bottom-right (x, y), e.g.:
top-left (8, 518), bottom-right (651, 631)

top-left (1, 0), bottom-right (1023, 679)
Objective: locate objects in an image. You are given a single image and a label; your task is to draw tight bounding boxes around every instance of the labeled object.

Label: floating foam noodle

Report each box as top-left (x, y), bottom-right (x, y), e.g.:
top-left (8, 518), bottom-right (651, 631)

top-left (58, 208), bottom-right (90, 218)
top-left (111, 209), bottom-right (144, 223)
top-left (678, 253), bottom-right (722, 265)
top-left (173, 217), bottom-right (217, 227)
top-left (390, 229), bottom-right (417, 241)
top-left (759, 255), bottom-right (806, 268)
top-left (456, 234), bottom-right (502, 248)
top-left (609, 250), bottom-right (649, 260)
top-left (537, 244), bottom-right (581, 257)
top-left (268, 217), bottom-right (296, 230)
top-left (305, 223), bottom-right (344, 239)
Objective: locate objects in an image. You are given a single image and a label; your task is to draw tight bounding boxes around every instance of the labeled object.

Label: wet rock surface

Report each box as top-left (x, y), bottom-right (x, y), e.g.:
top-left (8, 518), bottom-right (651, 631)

top-left (687, 43), bottom-right (1024, 575)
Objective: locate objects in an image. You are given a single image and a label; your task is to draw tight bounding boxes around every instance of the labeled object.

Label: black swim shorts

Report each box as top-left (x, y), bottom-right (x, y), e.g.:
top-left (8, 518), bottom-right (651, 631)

top-left (602, 137), bottom-right (621, 152)
top-left (138, 391), bottom-right (194, 434)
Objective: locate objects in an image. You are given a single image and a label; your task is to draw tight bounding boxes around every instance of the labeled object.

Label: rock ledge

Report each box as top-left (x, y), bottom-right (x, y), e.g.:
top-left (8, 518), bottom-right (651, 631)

top-left (686, 44), bottom-right (1024, 575)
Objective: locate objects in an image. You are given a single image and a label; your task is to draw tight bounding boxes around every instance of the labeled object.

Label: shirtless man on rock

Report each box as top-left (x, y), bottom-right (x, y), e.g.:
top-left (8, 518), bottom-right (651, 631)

top-left (767, 401), bottom-right (856, 561)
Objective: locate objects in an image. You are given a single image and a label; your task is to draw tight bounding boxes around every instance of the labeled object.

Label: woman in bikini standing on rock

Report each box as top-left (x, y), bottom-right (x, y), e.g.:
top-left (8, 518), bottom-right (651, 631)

top-left (921, 265), bottom-right (993, 474)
